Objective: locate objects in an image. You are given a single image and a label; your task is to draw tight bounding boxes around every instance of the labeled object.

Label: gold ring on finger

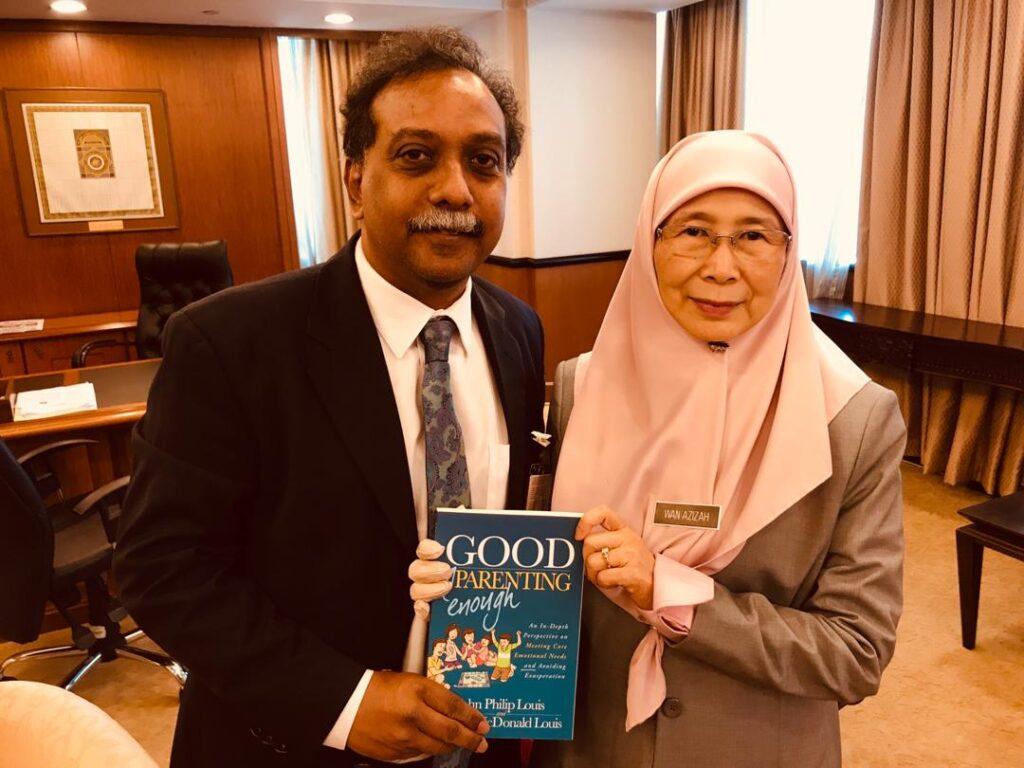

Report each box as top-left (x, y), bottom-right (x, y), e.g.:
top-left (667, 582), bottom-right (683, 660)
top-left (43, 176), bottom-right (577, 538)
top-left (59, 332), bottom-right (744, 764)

top-left (601, 546), bottom-right (611, 567)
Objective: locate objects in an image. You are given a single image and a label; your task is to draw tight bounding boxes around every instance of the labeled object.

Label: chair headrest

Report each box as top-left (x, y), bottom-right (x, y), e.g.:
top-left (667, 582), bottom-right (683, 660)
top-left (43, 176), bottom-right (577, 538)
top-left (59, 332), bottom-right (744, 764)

top-left (134, 241), bottom-right (234, 359)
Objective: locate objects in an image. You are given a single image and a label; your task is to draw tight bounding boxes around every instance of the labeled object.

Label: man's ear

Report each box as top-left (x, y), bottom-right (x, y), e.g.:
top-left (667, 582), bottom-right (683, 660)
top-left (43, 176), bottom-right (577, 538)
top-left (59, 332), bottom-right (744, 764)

top-left (344, 158), bottom-right (365, 220)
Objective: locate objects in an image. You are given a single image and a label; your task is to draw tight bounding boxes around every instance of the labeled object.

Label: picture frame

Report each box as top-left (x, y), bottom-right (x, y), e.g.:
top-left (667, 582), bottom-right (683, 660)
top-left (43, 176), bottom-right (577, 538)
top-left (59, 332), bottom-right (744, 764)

top-left (2, 88), bottom-right (179, 236)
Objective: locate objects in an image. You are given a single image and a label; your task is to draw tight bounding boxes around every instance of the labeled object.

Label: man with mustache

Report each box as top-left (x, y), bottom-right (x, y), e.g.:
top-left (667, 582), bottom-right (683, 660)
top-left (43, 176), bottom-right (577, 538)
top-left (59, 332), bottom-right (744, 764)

top-left (114, 27), bottom-right (544, 768)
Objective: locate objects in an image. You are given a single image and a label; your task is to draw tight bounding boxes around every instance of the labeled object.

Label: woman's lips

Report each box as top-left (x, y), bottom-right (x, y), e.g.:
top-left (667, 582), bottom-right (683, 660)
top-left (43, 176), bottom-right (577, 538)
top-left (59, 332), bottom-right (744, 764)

top-left (691, 298), bottom-right (742, 318)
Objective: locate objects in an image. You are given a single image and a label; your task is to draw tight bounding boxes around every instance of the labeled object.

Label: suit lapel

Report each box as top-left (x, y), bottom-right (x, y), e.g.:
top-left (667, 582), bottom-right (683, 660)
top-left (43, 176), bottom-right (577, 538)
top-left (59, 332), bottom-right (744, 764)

top-left (304, 236), bottom-right (418, 553)
top-left (473, 287), bottom-right (530, 510)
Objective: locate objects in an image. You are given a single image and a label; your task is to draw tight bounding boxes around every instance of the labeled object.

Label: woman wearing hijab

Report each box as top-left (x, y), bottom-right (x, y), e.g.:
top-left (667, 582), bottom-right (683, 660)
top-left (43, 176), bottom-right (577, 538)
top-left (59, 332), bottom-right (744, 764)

top-left (411, 131), bottom-right (906, 767)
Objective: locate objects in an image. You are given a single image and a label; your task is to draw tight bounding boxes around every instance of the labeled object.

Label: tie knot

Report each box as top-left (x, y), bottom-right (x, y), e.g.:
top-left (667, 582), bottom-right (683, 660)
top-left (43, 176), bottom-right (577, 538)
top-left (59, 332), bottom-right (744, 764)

top-left (420, 316), bottom-right (457, 363)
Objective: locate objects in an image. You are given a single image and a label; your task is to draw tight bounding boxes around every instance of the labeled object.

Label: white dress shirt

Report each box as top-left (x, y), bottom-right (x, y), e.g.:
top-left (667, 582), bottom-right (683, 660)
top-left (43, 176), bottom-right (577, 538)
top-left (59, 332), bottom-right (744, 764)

top-left (324, 238), bottom-right (509, 751)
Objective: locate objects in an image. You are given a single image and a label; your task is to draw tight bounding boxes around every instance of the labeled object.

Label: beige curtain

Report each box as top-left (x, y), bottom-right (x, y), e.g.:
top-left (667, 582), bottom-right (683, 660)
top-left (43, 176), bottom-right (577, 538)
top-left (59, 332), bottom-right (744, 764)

top-left (284, 37), bottom-right (373, 264)
top-left (319, 39), bottom-right (374, 252)
top-left (661, 0), bottom-right (744, 153)
top-left (856, 0), bottom-right (1024, 495)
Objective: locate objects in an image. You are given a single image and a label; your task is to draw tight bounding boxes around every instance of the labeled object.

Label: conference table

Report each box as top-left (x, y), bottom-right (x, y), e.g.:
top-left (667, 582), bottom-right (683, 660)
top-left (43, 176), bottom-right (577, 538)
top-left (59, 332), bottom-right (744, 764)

top-left (0, 358), bottom-right (159, 493)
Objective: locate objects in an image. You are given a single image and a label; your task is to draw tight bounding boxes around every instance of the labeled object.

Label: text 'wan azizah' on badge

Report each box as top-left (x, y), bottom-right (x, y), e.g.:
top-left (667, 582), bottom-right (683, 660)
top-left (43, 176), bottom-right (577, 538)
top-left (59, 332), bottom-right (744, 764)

top-left (653, 501), bottom-right (722, 531)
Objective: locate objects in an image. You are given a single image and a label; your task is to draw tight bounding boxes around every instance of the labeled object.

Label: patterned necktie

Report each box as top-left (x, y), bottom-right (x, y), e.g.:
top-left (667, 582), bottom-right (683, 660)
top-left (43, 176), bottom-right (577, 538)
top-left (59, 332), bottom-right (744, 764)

top-left (420, 317), bottom-right (472, 538)
top-left (420, 317), bottom-right (474, 768)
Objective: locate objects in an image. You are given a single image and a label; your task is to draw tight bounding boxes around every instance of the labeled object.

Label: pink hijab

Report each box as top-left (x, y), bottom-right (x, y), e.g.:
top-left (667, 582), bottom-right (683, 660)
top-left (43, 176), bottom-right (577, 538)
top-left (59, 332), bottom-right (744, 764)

top-left (551, 131), bottom-right (868, 729)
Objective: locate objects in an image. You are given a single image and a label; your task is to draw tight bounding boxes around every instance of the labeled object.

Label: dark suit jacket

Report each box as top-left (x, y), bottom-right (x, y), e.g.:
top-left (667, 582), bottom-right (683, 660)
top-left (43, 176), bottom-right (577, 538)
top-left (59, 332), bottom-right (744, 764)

top-left (114, 234), bottom-right (545, 767)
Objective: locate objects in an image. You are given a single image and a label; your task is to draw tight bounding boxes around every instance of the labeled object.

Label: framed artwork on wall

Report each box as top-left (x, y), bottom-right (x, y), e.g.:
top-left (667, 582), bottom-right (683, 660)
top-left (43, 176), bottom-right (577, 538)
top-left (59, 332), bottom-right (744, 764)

top-left (2, 88), bottom-right (179, 236)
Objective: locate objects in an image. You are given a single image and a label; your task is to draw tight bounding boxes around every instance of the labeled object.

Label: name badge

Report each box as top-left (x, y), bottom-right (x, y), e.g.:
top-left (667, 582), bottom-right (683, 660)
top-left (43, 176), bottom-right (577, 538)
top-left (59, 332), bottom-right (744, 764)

top-left (653, 501), bottom-right (722, 531)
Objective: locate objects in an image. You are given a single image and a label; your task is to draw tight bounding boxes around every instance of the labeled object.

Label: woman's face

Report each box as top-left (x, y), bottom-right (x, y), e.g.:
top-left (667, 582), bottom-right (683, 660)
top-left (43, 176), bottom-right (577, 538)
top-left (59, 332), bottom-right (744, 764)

top-left (653, 188), bottom-right (788, 342)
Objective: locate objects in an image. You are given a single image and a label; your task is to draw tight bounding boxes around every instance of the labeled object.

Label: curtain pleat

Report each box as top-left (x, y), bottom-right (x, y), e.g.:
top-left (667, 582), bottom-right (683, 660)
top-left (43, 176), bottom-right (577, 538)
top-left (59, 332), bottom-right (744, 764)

top-left (287, 37), bottom-right (373, 263)
top-left (856, 0), bottom-right (1024, 495)
top-left (661, 0), bottom-right (744, 153)
top-left (321, 40), bottom-right (373, 251)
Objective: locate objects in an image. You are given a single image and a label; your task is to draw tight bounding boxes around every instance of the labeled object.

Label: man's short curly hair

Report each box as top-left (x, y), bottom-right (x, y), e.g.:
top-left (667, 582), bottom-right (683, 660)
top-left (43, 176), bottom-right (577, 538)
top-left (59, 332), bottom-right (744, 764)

top-left (342, 26), bottom-right (524, 173)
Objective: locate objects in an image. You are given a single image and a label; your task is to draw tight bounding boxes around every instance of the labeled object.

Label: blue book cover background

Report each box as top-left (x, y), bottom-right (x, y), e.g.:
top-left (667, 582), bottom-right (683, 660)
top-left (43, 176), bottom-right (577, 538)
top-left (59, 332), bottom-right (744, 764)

top-left (426, 509), bottom-right (584, 740)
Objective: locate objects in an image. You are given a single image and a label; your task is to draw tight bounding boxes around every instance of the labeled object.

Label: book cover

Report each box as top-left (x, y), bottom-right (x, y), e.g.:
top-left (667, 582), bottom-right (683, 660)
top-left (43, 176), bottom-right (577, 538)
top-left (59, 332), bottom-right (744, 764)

top-left (426, 508), bottom-right (584, 740)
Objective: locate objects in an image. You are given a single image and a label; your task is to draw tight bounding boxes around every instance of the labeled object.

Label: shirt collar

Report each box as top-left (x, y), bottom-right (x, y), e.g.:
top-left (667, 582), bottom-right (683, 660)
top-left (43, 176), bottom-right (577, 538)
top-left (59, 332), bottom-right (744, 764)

top-left (354, 236), bottom-right (474, 358)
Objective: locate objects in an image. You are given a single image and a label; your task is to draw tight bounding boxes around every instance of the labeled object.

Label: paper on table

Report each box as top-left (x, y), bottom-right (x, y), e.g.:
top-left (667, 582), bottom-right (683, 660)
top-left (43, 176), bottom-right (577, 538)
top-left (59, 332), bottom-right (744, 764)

top-left (0, 319), bottom-right (44, 335)
top-left (12, 382), bottom-right (99, 421)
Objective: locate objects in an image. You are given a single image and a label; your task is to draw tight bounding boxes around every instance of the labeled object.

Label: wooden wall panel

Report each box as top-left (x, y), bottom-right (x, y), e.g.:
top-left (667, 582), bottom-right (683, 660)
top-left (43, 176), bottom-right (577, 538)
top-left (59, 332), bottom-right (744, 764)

top-left (22, 331), bottom-right (130, 373)
top-left (0, 32), bottom-right (121, 317)
top-left (476, 262), bottom-right (533, 305)
top-left (0, 24), bottom-right (296, 321)
top-left (533, 260), bottom-right (625, 377)
top-left (0, 343), bottom-right (26, 377)
top-left (478, 259), bottom-right (627, 380)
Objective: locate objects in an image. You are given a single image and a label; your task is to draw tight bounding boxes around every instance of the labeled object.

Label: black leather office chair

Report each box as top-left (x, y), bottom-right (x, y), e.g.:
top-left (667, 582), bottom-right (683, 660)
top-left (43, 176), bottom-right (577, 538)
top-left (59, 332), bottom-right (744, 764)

top-left (0, 438), bottom-right (186, 690)
top-left (72, 241), bottom-right (232, 367)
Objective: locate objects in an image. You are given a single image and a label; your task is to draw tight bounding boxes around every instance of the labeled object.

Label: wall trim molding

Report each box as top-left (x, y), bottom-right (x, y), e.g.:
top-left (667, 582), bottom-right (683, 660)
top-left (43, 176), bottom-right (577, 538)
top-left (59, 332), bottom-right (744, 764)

top-left (486, 250), bottom-right (630, 269)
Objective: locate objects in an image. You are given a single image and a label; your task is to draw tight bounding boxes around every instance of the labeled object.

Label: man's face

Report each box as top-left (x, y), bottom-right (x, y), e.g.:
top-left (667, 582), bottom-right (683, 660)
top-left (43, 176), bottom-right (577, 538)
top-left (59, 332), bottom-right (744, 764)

top-left (345, 68), bottom-right (508, 303)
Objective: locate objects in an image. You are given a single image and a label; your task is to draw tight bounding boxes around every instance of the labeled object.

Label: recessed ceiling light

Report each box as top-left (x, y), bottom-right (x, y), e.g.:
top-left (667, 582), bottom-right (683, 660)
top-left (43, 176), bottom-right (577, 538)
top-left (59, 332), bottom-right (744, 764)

top-left (324, 12), bottom-right (354, 25)
top-left (50, 0), bottom-right (87, 13)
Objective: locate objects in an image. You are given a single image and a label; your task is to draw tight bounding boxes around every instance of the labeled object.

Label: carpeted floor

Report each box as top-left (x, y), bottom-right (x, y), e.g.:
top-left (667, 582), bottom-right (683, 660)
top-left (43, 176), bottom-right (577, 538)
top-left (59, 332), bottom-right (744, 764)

top-left (0, 631), bottom-right (178, 765)
top-left (2, 464), bottom-right (1022, 767)
top-left (839, 465), bottom-right (1024, 768)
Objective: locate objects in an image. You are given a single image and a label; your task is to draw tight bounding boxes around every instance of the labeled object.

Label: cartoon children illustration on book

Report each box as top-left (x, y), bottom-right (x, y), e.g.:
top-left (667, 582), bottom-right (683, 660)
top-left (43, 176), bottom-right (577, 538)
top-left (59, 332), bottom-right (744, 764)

top-left (443, 623), bottom-right (465, 670)
top-left (478, 637), bottom-right (496, 667)
top-left (462, 628), bottom-right (497, 668)
top-left (490, 629), bottom-right (522, 683)
top-left (426, 638), bottom-right (451, 688)
top-left (427, 626), bottom-right (523, 687)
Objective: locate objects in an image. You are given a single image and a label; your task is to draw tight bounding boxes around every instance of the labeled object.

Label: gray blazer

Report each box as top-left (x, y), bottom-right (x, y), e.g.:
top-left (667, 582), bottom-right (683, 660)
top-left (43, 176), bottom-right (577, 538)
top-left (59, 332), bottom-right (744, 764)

top-left (533, 356), bottom-right (907, 768)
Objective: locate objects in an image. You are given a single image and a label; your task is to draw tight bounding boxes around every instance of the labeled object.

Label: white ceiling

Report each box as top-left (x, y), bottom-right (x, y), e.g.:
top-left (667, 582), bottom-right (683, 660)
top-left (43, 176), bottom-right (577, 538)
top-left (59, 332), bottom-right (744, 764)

top-left (0, 0), bottom-right (493, 31)
top-left (541, 0), bottom-right (700, 11)
top-left (0, 0), bottom-right (695, 31)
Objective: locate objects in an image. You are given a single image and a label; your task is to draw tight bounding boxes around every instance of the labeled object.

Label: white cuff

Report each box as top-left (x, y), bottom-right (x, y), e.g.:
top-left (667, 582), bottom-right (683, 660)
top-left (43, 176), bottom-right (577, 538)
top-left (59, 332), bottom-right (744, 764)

top-left (323, 669), bottom-right (374, 750)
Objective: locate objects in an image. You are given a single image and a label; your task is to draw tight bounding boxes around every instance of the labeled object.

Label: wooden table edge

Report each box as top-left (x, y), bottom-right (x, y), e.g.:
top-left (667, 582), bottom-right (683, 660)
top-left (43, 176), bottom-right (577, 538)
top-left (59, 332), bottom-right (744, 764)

top-left (0, 310), bottom-right (137, 342)
top-left (0, 404), bottom-right (147, 440)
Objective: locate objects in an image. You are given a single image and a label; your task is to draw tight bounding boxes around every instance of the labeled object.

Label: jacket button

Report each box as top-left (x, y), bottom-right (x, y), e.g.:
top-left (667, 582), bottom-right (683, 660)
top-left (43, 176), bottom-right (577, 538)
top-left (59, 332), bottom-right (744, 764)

top-left (660, 697), bottom-right (683, 718)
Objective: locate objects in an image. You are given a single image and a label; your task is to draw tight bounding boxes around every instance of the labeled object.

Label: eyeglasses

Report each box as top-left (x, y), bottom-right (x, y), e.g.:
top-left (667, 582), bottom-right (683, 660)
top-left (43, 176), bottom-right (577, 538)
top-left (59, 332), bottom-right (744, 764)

top-left (654, 225), bottom-right (791, 262)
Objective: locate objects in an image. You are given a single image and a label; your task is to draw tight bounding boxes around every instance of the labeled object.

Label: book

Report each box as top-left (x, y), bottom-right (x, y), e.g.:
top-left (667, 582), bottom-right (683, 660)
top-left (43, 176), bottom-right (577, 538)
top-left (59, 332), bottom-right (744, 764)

top-left (426, 508), bottom-right (584, 740)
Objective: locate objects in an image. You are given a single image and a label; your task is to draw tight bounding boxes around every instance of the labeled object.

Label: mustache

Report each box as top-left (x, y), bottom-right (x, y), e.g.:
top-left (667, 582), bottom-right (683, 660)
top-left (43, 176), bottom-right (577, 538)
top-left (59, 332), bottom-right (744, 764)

top-left (407, 209), bottom-right (484, 238)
